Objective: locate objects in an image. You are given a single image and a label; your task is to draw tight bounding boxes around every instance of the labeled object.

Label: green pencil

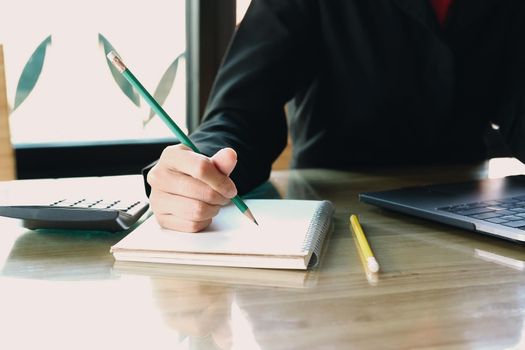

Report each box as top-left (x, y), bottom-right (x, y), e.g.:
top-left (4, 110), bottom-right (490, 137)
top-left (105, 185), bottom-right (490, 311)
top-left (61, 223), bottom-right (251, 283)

top-left (107, 51), bottom-right (258, 225)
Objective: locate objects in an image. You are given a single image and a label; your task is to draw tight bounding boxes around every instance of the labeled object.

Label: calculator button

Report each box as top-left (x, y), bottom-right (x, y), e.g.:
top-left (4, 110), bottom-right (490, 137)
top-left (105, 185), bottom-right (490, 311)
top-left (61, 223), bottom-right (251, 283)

top-left (89, 202), bottom-right (114, 209)
top-left (70, 200), bottom-right (88, 207)
top-left (113, 206), bottom-right (131, 211)
top-left (126, 202), bottom-right (146, 216)
top-left (55, 200), bottom-right (80, 206)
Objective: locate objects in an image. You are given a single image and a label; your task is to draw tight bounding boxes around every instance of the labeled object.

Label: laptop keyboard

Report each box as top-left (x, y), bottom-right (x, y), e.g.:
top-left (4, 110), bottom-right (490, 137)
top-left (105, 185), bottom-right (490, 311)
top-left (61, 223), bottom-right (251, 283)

top-left (438, 195), bottom-right (525, 230)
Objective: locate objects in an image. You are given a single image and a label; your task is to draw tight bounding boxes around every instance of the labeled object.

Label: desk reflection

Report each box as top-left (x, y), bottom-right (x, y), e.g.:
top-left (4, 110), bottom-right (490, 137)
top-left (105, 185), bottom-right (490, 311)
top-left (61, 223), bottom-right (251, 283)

top-left (151, 277), bottom-right (265, 350)
top-left (152, 278), bottom-right (233, 349)
top-left (1, 227), bottom-right (122, 280)
top-left (1, 166), bottom-right (525, 349)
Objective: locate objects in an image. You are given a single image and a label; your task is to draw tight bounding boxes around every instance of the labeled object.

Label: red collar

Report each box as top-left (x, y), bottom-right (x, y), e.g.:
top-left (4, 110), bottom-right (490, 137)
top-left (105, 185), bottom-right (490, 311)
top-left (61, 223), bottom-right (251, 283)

top-left (430, 0), bottom-right (454, 26)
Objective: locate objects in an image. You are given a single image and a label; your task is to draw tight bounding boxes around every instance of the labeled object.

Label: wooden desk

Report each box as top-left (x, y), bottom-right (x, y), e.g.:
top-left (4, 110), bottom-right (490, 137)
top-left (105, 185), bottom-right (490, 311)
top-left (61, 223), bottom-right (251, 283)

top-left (1, 163), bottom-right (525, 349)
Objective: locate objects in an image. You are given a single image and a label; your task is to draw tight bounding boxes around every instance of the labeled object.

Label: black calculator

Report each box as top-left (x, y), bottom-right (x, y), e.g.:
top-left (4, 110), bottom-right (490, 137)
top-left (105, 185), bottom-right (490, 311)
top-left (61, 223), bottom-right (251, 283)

top-left (0, 198), bottom-right (149, 232)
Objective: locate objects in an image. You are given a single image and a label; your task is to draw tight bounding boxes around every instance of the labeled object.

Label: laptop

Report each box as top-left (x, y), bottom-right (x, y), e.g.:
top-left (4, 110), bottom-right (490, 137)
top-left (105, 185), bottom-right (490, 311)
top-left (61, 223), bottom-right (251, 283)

top-left (359, 175), bottom-right (525, 242)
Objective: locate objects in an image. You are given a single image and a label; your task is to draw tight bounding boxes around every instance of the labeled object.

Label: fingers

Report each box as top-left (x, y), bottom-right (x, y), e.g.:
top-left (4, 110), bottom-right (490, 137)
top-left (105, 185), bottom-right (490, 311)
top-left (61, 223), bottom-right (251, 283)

top-left (148, 164), bottom-right (230, 206)
top-left (149, 190), bottom-right (221, 221)
top-left (149, 184), bottom-right (221, 231)
top-left (147, 144), bottom-right (240, 232)
top-left (154, 213), bottom-right (212, 233)
top-left (211, 148), bottom-right (237, 176)
top-left (159, 145), bottom-right (238, 198)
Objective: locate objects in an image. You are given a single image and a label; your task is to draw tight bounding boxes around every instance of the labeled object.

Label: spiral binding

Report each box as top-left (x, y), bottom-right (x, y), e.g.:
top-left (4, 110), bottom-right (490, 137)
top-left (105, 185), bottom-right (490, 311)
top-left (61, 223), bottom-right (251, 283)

top-left (300, 200), bottom-right (334, 267)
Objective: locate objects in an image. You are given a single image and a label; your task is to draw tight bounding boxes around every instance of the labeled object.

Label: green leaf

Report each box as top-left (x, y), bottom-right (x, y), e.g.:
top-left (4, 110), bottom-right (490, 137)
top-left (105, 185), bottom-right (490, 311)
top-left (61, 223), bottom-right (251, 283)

top-left (144, 52), bottom-right (185, 127)
top-left (98, 33), bottom-right (140, 107)
top-left (13, 35), bottom-right (52, 111)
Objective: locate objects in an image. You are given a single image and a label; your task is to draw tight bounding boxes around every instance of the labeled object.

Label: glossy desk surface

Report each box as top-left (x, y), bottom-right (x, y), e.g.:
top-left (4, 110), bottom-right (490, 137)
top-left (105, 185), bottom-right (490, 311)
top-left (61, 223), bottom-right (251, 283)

top-left (1, 161), bottom-right (525, 350)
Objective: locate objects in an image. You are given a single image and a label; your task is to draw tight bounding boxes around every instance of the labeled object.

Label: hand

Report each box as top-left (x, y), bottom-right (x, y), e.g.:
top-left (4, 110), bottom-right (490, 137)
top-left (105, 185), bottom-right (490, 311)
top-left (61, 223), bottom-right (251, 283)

top-left (151, 278), bottom-right (233, 349)
top-left (147, 144), bottom-right (238, 232)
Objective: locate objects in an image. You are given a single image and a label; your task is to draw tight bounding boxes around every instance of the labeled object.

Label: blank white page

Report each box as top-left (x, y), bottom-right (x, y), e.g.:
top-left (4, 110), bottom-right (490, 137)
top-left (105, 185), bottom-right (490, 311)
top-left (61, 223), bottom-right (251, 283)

top-left (112, 200), bottom-right (325, 256)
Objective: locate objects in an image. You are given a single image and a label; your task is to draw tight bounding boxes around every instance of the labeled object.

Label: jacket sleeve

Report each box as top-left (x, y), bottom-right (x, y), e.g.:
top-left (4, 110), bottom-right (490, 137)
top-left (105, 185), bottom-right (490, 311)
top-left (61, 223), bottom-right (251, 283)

top-left (495, 3), bottom-right (525, 161)
top-left (189, 0), bottom-right (318, 195)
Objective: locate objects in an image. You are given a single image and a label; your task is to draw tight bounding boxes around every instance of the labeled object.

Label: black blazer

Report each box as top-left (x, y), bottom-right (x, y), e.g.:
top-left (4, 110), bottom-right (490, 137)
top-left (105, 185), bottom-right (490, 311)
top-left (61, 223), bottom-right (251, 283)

top-left (182, 0), bottom-right (525, 194)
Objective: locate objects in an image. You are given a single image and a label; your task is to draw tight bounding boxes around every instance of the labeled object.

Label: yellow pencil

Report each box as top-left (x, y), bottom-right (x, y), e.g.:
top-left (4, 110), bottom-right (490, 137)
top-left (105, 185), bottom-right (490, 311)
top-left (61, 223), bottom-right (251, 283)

top-left (349, 214), bottom-right (379, 273)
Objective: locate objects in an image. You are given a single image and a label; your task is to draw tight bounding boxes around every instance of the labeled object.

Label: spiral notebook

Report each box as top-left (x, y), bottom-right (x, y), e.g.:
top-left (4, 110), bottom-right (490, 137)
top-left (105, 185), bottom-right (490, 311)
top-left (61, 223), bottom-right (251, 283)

top-left (110, 199), bottom-right (334, 270)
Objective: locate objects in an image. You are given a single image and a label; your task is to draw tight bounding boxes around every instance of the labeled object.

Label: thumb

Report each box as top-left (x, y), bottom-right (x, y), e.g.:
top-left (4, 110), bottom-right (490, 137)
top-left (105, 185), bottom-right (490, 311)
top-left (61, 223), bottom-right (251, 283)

top-left (210, 148), bottom-right (237, 176)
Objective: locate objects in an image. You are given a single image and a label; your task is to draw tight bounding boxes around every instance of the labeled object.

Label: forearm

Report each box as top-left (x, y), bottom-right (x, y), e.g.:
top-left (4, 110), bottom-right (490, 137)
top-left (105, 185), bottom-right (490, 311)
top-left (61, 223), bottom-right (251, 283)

top-left (144, 0), bottom-right (316, 196)
top-left (190, 0), bottom-right (317, 193)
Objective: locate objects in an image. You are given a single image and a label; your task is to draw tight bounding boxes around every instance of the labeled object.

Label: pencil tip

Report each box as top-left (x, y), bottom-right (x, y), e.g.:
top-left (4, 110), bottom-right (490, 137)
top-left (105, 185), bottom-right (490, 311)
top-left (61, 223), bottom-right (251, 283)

top-left (244, 208), bottom-right (259, 226)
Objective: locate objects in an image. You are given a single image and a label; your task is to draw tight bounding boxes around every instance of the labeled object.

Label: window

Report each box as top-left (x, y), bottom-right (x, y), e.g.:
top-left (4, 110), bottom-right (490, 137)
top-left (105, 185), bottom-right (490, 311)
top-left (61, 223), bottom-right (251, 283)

top-left (237, 0), bottom-right (252, 24)
top-left (2, 0), bottom-right (187, 178)
top-left (3, 0), bottom-right (237, 179)
top-left (2, 0), bottom-right (186, 145)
